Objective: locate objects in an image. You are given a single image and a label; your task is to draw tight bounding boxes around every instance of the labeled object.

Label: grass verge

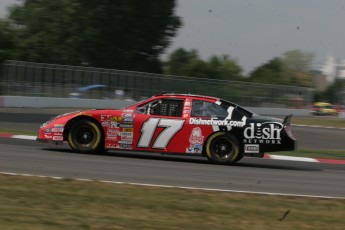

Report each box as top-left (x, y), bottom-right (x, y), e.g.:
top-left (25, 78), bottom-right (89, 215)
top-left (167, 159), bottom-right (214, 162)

top-left (292, 117), bottom-right (345, 128)
top-left (0, 129), bottom-right (37, 136)
top-left (0, 174), bottom-right (344, 230)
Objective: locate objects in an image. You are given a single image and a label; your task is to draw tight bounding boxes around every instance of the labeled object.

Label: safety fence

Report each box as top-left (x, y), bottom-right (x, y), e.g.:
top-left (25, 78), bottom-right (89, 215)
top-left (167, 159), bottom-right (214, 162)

top-left (0, 60), bottom-right (313, 107)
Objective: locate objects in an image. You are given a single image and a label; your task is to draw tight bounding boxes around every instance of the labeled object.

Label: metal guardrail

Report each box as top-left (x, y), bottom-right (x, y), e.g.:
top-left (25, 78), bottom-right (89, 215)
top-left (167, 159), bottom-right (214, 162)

top-left (0, 60), bottom-right (314, 107)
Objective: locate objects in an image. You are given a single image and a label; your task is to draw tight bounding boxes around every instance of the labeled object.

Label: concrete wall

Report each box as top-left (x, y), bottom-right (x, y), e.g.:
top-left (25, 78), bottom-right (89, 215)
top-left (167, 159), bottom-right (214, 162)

top-left (0, 96), bottom-right (133, 109)
top-left (0, 96), bottom-right (311, 116)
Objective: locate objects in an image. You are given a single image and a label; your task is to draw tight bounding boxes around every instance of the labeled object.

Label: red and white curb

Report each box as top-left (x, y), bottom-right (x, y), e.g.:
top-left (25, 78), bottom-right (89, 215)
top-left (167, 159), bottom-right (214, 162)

top-left (1, 133), bottom-right (345, 165)
top-left (263, 154), bottom-right (345, 165)
top-left (0, 133), bottom-right (37, 140)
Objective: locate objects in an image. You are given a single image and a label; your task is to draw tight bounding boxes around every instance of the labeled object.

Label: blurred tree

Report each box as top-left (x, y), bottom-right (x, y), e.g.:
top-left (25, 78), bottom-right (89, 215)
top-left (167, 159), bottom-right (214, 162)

top-left (282, 49), bottom-right (314, 73)
top-left (164, 48), bottom-right (242, 80)
top-left (6, 0), bottom-right (181, 73)
top-left (249, 50), bottom-right (315, 87)
top-left (164, 48), bottom-right (200, 76)
top-left (249, 57), bottom-right (287, 85)
top-left (206, 55), bottom-right (242, 80)
top-left (281, 49), bottom-right (314, 87)
top-left (0, 20), bottom-right (16, 63)
top-left (322, 79), bottom-right (345, 104)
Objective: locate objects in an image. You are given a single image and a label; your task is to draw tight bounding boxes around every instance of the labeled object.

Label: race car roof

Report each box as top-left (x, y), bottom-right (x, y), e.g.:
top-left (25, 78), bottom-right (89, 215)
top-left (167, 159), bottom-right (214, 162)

top-left (153, 93), bottom-right (219, 101)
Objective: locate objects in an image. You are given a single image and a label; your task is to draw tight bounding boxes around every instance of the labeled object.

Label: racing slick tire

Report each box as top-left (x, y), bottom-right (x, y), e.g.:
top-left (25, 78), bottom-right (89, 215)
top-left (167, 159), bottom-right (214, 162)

top-left (205, 132), bottom-right (241, 165)
top-left (68, 119), bottom-right (104, 154)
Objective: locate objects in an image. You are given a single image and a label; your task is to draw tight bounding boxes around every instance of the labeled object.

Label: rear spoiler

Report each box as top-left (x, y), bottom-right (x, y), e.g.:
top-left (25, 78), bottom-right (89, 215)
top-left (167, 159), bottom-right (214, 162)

top-left (283, 114), bottom-right (293, 126)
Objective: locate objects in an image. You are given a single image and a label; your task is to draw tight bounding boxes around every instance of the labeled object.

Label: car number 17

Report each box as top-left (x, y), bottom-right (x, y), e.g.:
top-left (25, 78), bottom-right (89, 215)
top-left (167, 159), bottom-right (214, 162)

top-left (138, 118), bottom-right (185, 149)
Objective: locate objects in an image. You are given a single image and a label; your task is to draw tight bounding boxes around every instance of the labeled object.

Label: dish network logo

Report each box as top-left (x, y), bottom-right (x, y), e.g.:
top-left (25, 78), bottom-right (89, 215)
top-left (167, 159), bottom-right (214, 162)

top-left (243, 122), bottom-right (283, 144)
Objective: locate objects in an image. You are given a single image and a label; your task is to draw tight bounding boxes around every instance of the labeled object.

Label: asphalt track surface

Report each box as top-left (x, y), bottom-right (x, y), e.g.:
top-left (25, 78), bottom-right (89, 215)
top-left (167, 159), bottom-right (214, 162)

top-left (1, 138), bottom-right (344, 198)
top-left (0, 108), bottom-right (344, 198)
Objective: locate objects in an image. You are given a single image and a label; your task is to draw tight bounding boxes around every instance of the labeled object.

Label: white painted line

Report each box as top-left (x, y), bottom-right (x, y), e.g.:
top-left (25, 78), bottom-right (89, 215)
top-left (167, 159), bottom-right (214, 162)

top-left (12, 135), bottom-right (37, 140)
top-left (268, 155), bottom-right (319, 162)
top-left (0, 171), bottom-right (344, 200)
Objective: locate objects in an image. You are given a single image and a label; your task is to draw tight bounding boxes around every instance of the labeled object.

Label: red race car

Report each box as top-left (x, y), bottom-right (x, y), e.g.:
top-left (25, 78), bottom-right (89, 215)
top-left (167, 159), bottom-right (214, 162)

top-left (37, 94), bottom-right (296, 164)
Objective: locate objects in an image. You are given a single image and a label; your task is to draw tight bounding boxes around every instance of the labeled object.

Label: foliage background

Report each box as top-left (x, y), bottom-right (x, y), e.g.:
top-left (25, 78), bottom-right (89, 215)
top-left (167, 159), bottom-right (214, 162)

top-left (0, 0), bottom-right (344, 103)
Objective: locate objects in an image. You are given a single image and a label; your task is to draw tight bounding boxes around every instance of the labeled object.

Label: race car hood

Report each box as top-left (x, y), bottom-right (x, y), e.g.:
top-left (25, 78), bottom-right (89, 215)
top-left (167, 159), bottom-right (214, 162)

top-left (40, 109), bottom-right (125, 128)
top-left (40, 110), bottom-right (82, 128)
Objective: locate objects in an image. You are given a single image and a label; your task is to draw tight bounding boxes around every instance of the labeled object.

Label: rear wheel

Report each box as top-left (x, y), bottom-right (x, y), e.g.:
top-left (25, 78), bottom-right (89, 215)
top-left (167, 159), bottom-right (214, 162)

top-left (205, 132), bottom-right (241, 165)
top-left (68, 119), bottom-right (103, 153)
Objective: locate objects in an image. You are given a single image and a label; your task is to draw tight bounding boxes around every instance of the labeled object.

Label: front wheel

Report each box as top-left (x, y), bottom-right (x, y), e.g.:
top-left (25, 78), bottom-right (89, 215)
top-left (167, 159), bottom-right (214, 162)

top-left (68, 119), bottom-right (103, 154)
top-left (205, 132), bottom-right (241, 165)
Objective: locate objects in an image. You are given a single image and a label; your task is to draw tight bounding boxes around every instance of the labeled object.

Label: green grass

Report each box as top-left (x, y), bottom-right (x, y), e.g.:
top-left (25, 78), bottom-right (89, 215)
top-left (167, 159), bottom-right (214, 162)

top-left (0, 174), bottom-right (344, 230)
top-left (272, 149), bottom-right (345, 159)
top-left (0, 128), bottom-right (37, 136)
top-left (292, 117), bottom-right (345, 128)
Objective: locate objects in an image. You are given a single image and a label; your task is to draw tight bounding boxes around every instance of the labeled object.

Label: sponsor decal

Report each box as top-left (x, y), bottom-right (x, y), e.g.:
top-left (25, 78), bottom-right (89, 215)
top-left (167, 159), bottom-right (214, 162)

top-left (244, 144), bottom-right (260, 153)
top-left (119, 132), bottom-right (133, 137)
top-left (44, 128), bottom-right (52, 134)
top-left (189, 118), bottom-right (246, 127)
top-left (120, 124), bottom-right (133, 128)
top-left (44, 135), bottom-right (52, 139)
top-left (108, 128), bottom-right (119, 133)
top-left (121, 136), bottom-right (133, 141)
top-left (112, 116), bottom-right (123, 122)
top-left (183, 114), bottom-right (189, 118)
top-left (122, 113), bottom-right (134, 118)
top-left (52, 136), bottom-right (63, 141)
top-left (54, 124), bottom-right (64, 128)
top-left (186, 128), bottom-right (204, 154)
top-left (101, 115), bottom-right (112, 121)
top-left (105, 143), bottom-right (119, 149)
top-left (119, 144), bottom-right (132, 149)
top-left (189, 127), bottom-right (204, 144)
top-left (123, 128), bottom-right (133, 132)
top-left (184, 101), bottom-right (191, 107)
top-left (52, 128), bottom-right (63, 132)
top-left (110, 121), bottom-right (120, 128)
top-left (123, 109), bottom-right (134, 113)
top-left (53, 132), bottom-right (63, 136)
top-left (186, 147), bottom-right (193, 153)
top-left (101, 121), bottom-right (110, 127)
top-left (118, 140), bottom-right (133, 144)
top-left (123, 118), bottom-right (133, 123)
top-left (183, 109), bottom-right (191, 114)
top-left (186, 144), bottom-right (203, 154)
top-left (120, 131), bottom-right (133, 141)
top-left (107, 129), bottom-right (118, 137)
top-left (243, 122), bottom-right (283, 144)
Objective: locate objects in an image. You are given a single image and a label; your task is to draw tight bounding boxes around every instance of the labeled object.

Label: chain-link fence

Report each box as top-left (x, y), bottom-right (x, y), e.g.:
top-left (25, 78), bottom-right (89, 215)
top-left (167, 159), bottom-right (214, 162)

top-left (0, 60), bottom-right (313, 107)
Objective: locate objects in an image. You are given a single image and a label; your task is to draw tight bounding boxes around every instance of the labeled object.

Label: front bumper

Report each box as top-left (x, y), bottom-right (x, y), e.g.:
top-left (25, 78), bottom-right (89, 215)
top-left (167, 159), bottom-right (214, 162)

top-left (36, 137), bottom-right (64, 145)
